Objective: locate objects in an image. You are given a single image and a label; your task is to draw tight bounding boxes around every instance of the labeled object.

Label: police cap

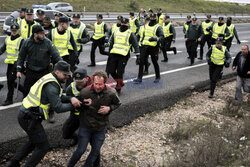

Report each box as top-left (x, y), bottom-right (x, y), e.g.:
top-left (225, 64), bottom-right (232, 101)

top-left (218, 17), bottom-right (224, 21)
top-left (165, 15), bottom-right (170, 19)
top-left (55, 12), bottom-right (62, 17)
top-left (44, 16), bottom-right (51, 23)
top-left (192, 17), bottom-right (197, 21)
top-left (37, 9), bottom-right (45, 15)
top-left (72, 13), bottom-right (80, 18)
top-left (145, 16), bottom-right (150, 21)
top-left (148, 9), bottom-right (153, 13)
top-left (26, 8), bottom-right (34, 15)
top-left (121, 18), bottom-right (129, 24)
top-left (73, 68), bottom-right (88, 81)
top-left (149, 13), bottom-right (157, 18)
top-left (20, 8), bottom-right (26, 12)
top-left (96, 14), bottom-right (103, 19)
top-left (55, 60), bottom-right (72, 75)
top-left (117, 15), bottom-right (123, 21)
top-left (216, 37), bottom-right (224, 44)
top-left (157, 8), bottom-right (162, 11)
top-left (227, 16), bottom-right (232, 21)
top-left (32, 24), bottom-right (44, 34)
top-left (207, 14), bottom-right (211, 19)
top-left (59, 16), bottom-right (69, 23)
top-left (10, 23), bottom-right (19, 31)
top-left (187, 15), bottom-right (191, 19)
top-left (129, 12), bottom-right (134, 16)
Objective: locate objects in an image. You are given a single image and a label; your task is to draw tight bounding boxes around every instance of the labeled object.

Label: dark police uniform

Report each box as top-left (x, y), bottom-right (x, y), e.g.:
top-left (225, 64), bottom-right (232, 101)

top-left (6, 61), bottom-right (75, 167)
top-left (183, 15), bottom-right (192, 58)
top-left (17, 25), bottom-right (62, 97)
top-left (0, 24), bottom-right (24, 105)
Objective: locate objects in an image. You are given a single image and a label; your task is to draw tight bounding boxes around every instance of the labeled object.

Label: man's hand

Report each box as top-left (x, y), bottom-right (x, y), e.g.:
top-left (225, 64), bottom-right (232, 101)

top-left (83, 98), bottom-right (92, 106)
top-left (98, 106), bottom-right (110, 115)
top-left (207, 59), bottom-right (212, 65)
top-left (232, 66), bottom-right (236, 71)
top-left (172, 40), bottom-right (175, 44)
top-left (71, 97), bottom-right (82, 107)
top-left (237, 40), bottom-right (241, 44)
top-left (185, 38), bottom-right (188, 41)
top-left (224, 62), bottom-right (230, 68)
top-left (17, 72), bottom-right (22, 78)
top-left (148, 37), bottom-right (158, 42)
top-left (198, 38), bottom-right (201, 42)
top-left (247, 71), bottom-right (250, 75)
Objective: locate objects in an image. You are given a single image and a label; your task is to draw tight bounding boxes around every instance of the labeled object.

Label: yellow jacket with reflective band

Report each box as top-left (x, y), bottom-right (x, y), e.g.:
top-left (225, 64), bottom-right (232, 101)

top-left (93, 22), bottom-right (105, 40)
top-left (68, 22), bottom-right (86, 51)
top-left (211, 45), bottom-right (226, 65)
top-left (129, 17), bottom-right (137, 33)
top-left (142, 24), bottom-right (159, 47)
top-left (18, 19), bottom-right (39, 39)
top-left (212, 23), bottom-right (226, 39)
top-left (157, 14), bottom-right (165, 27)
top-left (225, 24), bottom-right (235, 40)
top-left (138, 25), bottom-right (145, 47)
top-left (163, 22), bottom-right (173, 38)
top-left (184, 23), bottom-right (189, 32)
top-left (111, 24), bottom-right (119, 34)
top-left (202, 21), bottom-right (213, 35)
top-left (22, 73), bottom-right (63, 120)
top-left (71, 81), bottom-right (80, 115)
top-left (110, 29), bottom-right (132, 56)
top-left (51, 28), bottom-right (70, 57)
top-left (4, 36), bottom-right (23, 64)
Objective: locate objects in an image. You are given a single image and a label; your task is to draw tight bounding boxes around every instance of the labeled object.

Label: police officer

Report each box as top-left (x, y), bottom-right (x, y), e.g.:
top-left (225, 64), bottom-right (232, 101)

top-left (18, 8), bottom-right (39, 39)
top-left (134, 13), bottom-right (164, 84)
top-left (185, 17), bottom-right (203, 66)
top-left (225, 17), bottom-right (241, 51)
top-left (183, 15), bottom-right (192, 58)
top-left (206, 38), bottom-right (231, 98)
top-left (0, 24), bottom-right (24, 106)
top-left (35, 9), bottom-right (45, 26)
top-left (16, 8), bottom-right (26, 23)
top-left (43, 16), bottom-right (54, 34)
top-left (109, 15), bottom-right (123, 36)
top-left (53, 12), bottom-right (62, 28)
top-left (137, 8), bottom-right (147, 26)
top-left (206, 17), bottom-right (230, 45)
top-left (17, 25), bottom-right (62, 97)
top-left (129, 12), bottom-right (140, 35)
top-left (89, 14), bottom-right (109, 67)
top-left (6, 61), bottom-right (82, 167)
top-left (107, 18), bottom-right (140, 94)
top-left (156, 8), bottom-right (165, 27)
top-left (161, 15), bottom-right (176, 62)
top-left (199, 14), bottom-right (213, 60)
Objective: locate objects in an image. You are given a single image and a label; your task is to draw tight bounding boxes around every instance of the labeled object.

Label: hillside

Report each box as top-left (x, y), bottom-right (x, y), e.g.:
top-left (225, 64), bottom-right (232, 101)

top-left (1, 0), bottom-right (250, 13)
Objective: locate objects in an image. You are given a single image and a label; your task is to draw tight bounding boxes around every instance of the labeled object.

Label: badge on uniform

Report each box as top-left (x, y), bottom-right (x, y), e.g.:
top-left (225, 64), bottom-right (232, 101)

top-left (75, 73), bottom-right (80, 78)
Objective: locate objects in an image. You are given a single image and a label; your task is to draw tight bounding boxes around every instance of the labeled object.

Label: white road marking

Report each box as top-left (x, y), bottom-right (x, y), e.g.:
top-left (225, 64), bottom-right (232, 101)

top-left (0, 76), bottom-right (6, 82)
top-left (0, 102), bottom-right (22, 110)
top-left (96, 61), bottom-right (107, 65)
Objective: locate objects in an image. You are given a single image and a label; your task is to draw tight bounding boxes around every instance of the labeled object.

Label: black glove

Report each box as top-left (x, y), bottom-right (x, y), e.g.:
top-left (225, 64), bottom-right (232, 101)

top-left (237, 40), bottom-right (241, 44)
top-left (206, 28), bottom-right (210, 32)
top-left (104, 42), bottom-right (110, 47)
top-left (104, 38), bottom-right (109, 43)
top-left (224, 62), bottom-right (230, 68)
top-left (75, 56), bottom-right (80, 65)
top-left (76, 39), bottom-right (82, 43)
top-left (207, 59), bottom-right (212, 65)
top-left (90, 36), bottom-right (94, 41)
top-left (149, 37), bottom-right (158, 42)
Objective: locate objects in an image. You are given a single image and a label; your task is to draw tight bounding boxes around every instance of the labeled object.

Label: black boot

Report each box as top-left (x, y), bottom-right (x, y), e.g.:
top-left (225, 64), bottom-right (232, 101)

top-left (48, 110), bottom-right (55, 123)
top-left (208, 83), bottom-right (216, 98)
top-left (173, 47), bottom-right (177, 54)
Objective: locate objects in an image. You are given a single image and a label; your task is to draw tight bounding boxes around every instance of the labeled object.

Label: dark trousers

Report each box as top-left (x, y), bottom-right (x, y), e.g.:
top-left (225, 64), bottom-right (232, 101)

top-left (161, 36), bottom-right (175, 60)
top-left (138, 46), bottom-right (160, 79)
top-left (106, 54), bottom-right (129, 90)
top-left (186, 40), bottom-right (198, 64)
top-left (225, 37), bottom-right (233, 51)
top-left (209, 64), bottom-right (224, 95)
top-left (6, 63), bottom-right (24, 101)
top-left (200, 35), bottom-right (211, 59)
top-left (24, 68), bottom-right (49, 97)
top-left (62, 112), bottom-right (79, 140)
top-left (10, 110), bottom-right (49, 167)
top-left (90, 38), bottom-right (108, 64)
top-left (211, 38), bottom-right (217, 45)
top-left (68, 126), bottom-right (105, 167)
top-left (62, 55), bottom-right (75, 88)
top-left (139, 46), bottom-right (150, 72)
top-left (185, 40), bottom-right (191, 57)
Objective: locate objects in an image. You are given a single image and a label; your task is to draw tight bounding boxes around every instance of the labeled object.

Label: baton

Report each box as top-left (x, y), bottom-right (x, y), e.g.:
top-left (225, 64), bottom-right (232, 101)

top-left (15, 77), bottom-right (21, 100)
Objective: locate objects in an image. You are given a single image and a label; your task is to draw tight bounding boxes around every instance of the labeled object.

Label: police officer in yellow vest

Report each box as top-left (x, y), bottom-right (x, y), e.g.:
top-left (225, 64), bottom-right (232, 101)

top-left (18, 8), bottom-right (39, 39)
top-left (89, 14), bottom-right (109, 67)
top-left (0, 24), bottom-right (24, 106)
top-left (109, 15), bottom-right (123, 37)
top-left (199, 15), bottom-right (213, 60)
top-left (225, 17), bottom-right (241, 51)
top-left (6, 61), bottom-right (82, 167)
top-left (156, 8), bottom-right (165, 27)
top-left (16, 8), bottom-right (26, 23)
top-left (134, 13), bottom-right (164, 84)
top-left (161, 15), bottom-right (176, 62)
top-left (107, 18), bottom-right (140, 94)
top-left (206, 17), bottom-right (230, 45)
top-left (183, 15), bottom-right (192, 58)
top-left (206, 38), bottom-right (231, 98)
top-left (129, 12), bottom-right (140, 35)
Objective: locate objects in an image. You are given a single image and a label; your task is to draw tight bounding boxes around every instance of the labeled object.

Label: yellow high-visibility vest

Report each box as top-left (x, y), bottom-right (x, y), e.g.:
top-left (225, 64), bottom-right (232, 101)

top-left (111, 24), bottom-right (119, 34)
top-left (202, 21), bottom-right (213, 35)
top-left (71, 81), bottom-right (80, 115)
top-left (211, 45), bottom-right (226, 65)
top-left (129, 17), bottom-right (137, 33)
top-left (225, 24), bottom-right (235, 40)
top-left (157, 14), bottom-right (165, 27)
top-left (212, 23), bottom-right (226, 39)
top-left (163, 22), bottom-right (173, 38)
top-left (138, 25), bottom-right (145, 47)
top-left (19, 19), bottom-right (39, 39)
top-left (93, 22), bottom-right (105, 40)
top-left (142, 24), bottom-right (159, 47)
top-left (68, 22), bottom-right (86, 51)
top-left (110, 29), bottom-right (132, 56)
top-left (184, 23), bottom-right (189, 32)
top-left (4, 36), bottom-right (23, 64)
top-left (22, 73), bottom-right (63, 120)
top-left (51, 28), bottom-right (70, 57)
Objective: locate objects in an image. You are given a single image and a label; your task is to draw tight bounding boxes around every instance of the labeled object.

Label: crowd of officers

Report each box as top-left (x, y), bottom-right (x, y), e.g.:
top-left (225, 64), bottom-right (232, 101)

top-left (0, 6), bottom-right (248, 167)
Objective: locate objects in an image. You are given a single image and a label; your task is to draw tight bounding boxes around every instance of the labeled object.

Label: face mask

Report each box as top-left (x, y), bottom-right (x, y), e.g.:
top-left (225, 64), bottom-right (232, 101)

top-left (149, 20), bottom-right (156, 26)
top-left (120, 25), bottom-right (128, 31)
top-left (218, 22), bottom-right (224, 26)
top-left (227, 20), bottom-right (231, 26)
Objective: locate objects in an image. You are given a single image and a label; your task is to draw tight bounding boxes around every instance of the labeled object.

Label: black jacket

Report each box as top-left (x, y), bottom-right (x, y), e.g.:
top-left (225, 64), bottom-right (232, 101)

top-left (233, 51), bottom-right (250, 78)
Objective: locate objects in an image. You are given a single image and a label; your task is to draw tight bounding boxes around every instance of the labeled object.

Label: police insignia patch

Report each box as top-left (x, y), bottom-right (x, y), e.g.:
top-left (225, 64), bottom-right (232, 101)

top-left (75, 73), bottom-right (80, 78)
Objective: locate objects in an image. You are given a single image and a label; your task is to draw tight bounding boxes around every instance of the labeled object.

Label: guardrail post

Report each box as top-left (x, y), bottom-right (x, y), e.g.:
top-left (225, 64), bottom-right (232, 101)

top-left (180, 13), bottom-right (182, 18)
top-left (107, 12), bottom-right (110, 18)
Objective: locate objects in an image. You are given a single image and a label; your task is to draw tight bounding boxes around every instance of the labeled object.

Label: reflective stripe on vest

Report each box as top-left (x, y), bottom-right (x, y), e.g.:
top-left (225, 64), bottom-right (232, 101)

top-left (93, 22), bottom-right (105, 40)
top-left (211, 45), bottom-right (226, 65)
top-left (129, 18), bottom-right (137, 33)
top-left (71, 82), bottom-right (80, 115)
top-left (138, 25), bottom-right (145, 47)
top-left (51, 28), bottom-right (70, 57)
top-left (202, 21), bottom-right (213, 35)
top-left (163, 23), bottom-right (173, 38)
top-left (212, 23), bottom-right (226, 39)
top-left (110, 29), bottom-right (132, 56)
top-left (142, 24), bottom-right (159, 47)
top-left (225, 24), bottom-right (235, 40)
top-left (5, 36), bottom-right (23, 64)
top-left (19, 19), bottom-right (39, 39)
top-left (111, 24), bottom-right (119, 34)
top-left (68, 22), bottom-right (86, 51)
top-left (157, 14), bottom-right (165, 27)
top-left (22, 73), bottom-right (63, 120)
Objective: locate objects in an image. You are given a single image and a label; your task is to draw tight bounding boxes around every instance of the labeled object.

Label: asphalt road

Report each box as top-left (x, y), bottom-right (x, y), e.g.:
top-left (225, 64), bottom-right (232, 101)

top-left (0, 23), bottom-right (249, 157)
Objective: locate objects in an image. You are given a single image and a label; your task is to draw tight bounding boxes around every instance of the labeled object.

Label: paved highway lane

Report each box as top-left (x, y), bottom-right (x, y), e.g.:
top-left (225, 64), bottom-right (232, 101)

top-left (0, 23), bottom-right (249, 148)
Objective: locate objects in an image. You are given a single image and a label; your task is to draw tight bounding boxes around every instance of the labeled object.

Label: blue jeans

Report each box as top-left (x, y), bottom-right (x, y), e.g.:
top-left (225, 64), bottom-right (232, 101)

top-left (68, 126), bottom-right (106, 167)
